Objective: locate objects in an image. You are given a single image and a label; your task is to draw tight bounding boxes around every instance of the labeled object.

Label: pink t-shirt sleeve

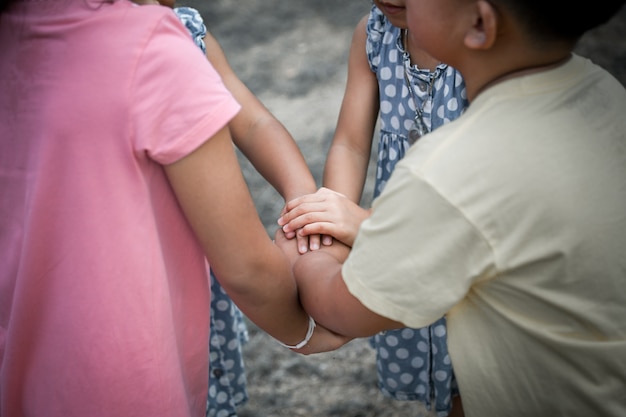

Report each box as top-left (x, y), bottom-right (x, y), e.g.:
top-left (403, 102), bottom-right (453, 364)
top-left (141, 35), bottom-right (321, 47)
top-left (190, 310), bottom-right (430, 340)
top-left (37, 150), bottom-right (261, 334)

top-left (131, 15), bottom-right (241, 165)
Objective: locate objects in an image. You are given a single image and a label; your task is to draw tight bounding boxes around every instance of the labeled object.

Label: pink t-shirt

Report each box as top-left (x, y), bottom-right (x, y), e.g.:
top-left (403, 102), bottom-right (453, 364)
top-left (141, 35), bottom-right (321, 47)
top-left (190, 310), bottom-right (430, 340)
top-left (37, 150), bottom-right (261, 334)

top-left (0, 1), bottom-right (241, 416)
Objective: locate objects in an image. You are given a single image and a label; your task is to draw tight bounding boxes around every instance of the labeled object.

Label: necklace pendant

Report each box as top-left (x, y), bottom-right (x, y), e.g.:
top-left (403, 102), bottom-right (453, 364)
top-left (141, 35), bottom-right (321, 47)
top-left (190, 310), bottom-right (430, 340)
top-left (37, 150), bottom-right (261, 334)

top-left (408, 118), bottom-right (428, 145)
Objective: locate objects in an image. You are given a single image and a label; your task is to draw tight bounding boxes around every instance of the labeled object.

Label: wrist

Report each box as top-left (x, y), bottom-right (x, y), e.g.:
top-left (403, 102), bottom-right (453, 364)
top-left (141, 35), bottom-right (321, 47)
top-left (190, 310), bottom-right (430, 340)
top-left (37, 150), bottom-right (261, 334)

top-left (275, 316), bottom-right (316, 350)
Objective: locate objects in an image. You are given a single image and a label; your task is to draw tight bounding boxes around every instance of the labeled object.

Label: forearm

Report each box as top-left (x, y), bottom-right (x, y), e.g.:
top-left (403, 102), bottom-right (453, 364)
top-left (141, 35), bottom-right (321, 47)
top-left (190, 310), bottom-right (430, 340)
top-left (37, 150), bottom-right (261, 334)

top-left (205, 32), bottom-right (316, 202)
top-left (323, 16), bottom-right (379, 203)
top-left (165, 129), bottom-right (311, 347)
top-left (292, 241), bottom-right (403, 338)
top-left (234, 114), bottom-right (316, 201)
top-left (216, 242), bottom-right (312, 346)
top-left (292, 245), bottom-right (358, 335)
top-left (217, 238), bottom-right (360, 354)
top-left (323, 142), bottom-right (370, 203)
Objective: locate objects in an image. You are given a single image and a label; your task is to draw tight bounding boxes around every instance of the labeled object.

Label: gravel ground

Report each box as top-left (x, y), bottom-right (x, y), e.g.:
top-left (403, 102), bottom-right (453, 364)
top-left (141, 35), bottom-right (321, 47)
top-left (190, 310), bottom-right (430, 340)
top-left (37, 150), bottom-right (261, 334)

top-left (178, 1), bottom-right (625, 416)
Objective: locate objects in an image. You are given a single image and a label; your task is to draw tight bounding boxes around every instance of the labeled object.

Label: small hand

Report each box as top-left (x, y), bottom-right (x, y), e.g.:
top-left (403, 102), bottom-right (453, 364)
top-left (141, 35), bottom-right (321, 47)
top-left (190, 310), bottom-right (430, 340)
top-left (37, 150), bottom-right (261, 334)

top-left (280, 203), bottom-right (330, 254)
top-left (278, 187), bottom-right (370, 249)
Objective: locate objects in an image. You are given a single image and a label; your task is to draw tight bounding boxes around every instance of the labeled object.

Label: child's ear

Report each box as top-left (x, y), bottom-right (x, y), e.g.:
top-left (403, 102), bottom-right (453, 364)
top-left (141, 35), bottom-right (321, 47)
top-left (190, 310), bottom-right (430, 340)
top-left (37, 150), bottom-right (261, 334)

top-left (464, 0), bottom-right (498, 50)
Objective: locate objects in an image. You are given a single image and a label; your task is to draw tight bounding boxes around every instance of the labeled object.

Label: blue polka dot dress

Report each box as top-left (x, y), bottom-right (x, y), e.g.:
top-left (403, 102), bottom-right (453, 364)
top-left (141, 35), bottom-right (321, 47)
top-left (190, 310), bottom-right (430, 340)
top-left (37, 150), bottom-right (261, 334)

top-left (366, 5), bottom-right (468, 416)
top-left (174, 7), bottom-right (249, 417)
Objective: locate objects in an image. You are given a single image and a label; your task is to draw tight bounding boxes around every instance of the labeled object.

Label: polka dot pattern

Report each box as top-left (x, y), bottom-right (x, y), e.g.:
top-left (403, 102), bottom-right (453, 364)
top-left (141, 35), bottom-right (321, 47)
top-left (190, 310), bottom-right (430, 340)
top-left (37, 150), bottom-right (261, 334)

top-left (366, 6), bottom-right (467, 416)
top-left (207, 271), bottom-right (249, 417)
top-left (366, 6), bottom-right (468, 200)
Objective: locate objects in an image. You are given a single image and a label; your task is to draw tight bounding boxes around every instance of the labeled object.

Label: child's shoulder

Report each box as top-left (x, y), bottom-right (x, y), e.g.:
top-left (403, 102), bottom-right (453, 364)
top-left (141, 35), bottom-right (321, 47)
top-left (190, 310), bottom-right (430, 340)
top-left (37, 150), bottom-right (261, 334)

top-left (173, 6), bottom-right (202, 22)
top-left (366, 5), bottom-right (393, 38)
top-left (366, 5), bottom-right (400, 44)
top-left (173, 7), bottom-right (207, 53)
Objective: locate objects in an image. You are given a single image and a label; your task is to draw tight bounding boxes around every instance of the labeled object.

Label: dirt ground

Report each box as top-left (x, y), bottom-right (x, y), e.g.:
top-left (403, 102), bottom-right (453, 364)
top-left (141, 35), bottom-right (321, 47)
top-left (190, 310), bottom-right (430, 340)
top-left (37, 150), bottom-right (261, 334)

top-left (178, 1), bottom-right (625, 416)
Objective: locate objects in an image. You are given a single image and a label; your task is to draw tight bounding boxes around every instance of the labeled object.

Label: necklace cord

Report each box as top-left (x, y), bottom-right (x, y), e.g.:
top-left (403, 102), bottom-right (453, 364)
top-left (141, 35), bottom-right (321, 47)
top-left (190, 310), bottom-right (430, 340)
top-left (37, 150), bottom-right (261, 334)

top-left (402, 29), bottom-right (436, 141)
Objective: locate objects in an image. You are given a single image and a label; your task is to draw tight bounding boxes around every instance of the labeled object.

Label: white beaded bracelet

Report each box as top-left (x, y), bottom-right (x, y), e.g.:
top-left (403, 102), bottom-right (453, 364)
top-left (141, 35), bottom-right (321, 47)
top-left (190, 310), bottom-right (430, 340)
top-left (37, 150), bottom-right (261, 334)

top-left (276, 316), bottom-right (316, 350)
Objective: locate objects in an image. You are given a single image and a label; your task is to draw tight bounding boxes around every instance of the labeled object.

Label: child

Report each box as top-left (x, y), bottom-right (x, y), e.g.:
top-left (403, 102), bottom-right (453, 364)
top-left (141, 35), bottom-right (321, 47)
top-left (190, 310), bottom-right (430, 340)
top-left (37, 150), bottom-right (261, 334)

top-left (278, 0), bottom-right (626, 416)
top-left (163, 5), bottom-right (320, 417)
top-left (0, 1), bottom-right (345, 416)
top-left (288, 1), bottom-right (468, 415)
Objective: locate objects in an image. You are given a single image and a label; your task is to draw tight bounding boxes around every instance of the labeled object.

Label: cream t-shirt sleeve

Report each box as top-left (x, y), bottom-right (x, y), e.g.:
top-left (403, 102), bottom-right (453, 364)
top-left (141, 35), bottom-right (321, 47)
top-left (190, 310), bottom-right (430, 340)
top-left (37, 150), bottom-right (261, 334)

top-left (342, 158), bottom-right (494, 328)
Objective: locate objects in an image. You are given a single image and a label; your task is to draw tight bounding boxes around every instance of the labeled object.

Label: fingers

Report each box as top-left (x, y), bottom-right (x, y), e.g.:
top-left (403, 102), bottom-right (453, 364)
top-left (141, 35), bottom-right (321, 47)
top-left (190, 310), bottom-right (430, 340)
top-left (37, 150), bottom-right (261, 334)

top-left (283, 230), bottom-right (297, 239)
top-left (279, 189), bottom-right (340, 228)
top-left (279, 200), bottom-right (327, 227)
top-left (282, 187), bottom-right (342, 213)
top-left (295, 232), bottom-right (312, 254)
top-left (308, 234), bottom-right (322, 251)
top-left (280, 209), bottom-right (325, 235)
top-left (280, 200), bottom-right (327, 253)
top-left (297, 222), bottom-right (340, 242)
top-left (279, 187), bottom-right (357, 247)
top-left (279, 214), bottom-right (343, 247)
top-left (294, 228), bottom-right (331, 254)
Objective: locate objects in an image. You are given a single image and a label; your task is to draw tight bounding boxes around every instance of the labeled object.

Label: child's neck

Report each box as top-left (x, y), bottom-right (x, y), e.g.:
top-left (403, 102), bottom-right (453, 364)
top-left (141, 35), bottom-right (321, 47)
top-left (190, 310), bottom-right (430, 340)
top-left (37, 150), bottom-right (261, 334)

top-left (402, 29), bottom-right (440, 72)
top-left (471, 54), bottom-right (572, 101)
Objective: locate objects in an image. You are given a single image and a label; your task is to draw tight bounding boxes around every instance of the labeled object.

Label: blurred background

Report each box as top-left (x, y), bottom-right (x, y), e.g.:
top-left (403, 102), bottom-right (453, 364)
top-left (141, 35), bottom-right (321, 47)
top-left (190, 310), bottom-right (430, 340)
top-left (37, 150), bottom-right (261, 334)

top-left (177, 1), bottom-right (626, 416)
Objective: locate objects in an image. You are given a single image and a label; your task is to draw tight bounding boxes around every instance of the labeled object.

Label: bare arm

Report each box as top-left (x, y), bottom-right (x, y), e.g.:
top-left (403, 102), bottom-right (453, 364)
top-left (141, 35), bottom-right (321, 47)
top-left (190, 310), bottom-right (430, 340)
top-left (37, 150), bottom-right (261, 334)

top-left (164, 128), bottom-right (347, 353)
top-left (204, 32), bottom-right (317, 202)
top-left (274, 228), bottom-right (403, 338)
top-left (204, 31), bottom-right (320, 253)
top-left (323, 15), bottom-right (380, 203)
top-left (130, 3), bottom-right (316, 200)
top-left (274, 17), bottom-right (379, 252)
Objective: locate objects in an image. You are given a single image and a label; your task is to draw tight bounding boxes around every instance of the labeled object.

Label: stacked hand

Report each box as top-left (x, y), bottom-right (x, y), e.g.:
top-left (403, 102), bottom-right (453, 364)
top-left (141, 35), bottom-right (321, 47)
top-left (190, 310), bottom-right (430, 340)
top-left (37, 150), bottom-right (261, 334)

top-left (278, 187), bottom-right (371, 252)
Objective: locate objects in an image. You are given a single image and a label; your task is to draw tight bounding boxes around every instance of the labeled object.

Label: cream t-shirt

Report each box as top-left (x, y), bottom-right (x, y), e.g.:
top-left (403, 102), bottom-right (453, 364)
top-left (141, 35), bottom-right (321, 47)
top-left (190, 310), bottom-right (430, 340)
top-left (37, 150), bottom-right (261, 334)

top-left (343, 55), bottom-right (626, 416)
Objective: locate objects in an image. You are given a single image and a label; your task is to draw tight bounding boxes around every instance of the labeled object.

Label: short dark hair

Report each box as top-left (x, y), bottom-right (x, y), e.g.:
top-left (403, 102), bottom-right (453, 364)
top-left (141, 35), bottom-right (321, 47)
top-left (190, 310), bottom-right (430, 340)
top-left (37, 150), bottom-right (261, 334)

top-left (0, 0), bottom-right (11, 13)
top-left (493, 0), bottom-right (625, 43)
